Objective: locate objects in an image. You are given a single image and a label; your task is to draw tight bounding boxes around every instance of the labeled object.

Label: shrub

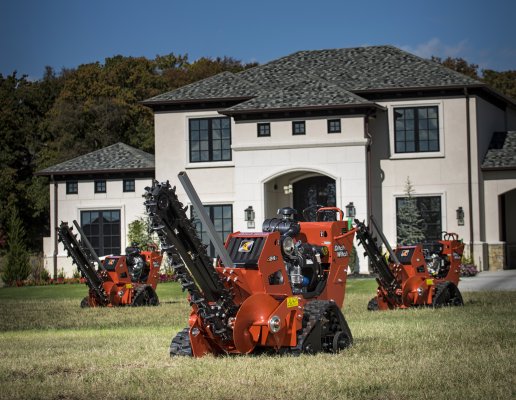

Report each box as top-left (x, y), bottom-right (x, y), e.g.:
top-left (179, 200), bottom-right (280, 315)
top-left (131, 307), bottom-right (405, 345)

top-left (2, 206), bottom-right (31, 286)
top-left (127, 217), bottom-right (158, 251)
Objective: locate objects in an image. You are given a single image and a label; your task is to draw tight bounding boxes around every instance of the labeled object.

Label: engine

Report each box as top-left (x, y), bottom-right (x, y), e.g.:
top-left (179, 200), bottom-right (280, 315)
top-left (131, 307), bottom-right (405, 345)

top-left (263, 207), bottom-right (327, 294)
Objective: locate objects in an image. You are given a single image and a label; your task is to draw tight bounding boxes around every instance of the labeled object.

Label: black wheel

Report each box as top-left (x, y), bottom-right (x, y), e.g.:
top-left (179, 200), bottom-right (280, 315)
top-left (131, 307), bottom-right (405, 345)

top-left (147, 287), bottom-right (159, 306)
top-left (131, 285), bottom-right (159, 306)
top-left (367, 297), bottom-right (379, 311)
top-left (432, 282), bottom-right (464, 307)
top-left (132, 287), bottom-right (150, 306)
top-left (170, 327), bottom-right (193, 357)
top-left (80, 297), bottom-right (90, 308)
top-left (332, 329), bottom-right (352, 353)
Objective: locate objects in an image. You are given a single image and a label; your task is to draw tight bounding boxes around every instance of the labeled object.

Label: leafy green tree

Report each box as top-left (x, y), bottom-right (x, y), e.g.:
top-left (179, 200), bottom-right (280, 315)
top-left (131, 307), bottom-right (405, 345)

top-left (397, 178), bottom-right (425, 245)
top-left (127, 217), bottom-right (156, 250)
top-left (482, 69), bottom-right (516, 100)
top-left (2, 205), bottom-right (30, 285)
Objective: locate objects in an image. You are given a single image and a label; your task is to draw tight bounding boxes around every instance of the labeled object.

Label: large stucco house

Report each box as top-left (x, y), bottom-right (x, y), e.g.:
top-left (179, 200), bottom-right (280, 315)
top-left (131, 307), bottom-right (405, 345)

top-left (142, 45), bottom-right (516, 273)
top-left (37, 143), bottom-right (155, 277)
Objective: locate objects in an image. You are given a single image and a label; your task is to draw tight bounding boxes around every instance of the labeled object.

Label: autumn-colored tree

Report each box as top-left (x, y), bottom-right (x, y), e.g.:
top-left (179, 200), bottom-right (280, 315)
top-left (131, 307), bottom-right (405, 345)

top-left (431, 56), bottom-right (480, 80)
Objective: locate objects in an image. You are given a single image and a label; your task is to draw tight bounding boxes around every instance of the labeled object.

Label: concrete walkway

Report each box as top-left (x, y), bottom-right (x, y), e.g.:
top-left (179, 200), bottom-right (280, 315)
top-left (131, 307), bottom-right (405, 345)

top-left (459, 269), bottom-right (516, 291)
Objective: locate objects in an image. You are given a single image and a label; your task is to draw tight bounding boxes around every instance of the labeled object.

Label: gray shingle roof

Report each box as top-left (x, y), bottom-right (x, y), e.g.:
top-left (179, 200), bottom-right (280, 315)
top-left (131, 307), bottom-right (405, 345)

top-left (143, 45), bottom-right (486, 112)
top-left (482, 131), bottom-right (516, 170)
top-left (37, 143), bottom-right (155, 175)
top-left (225, 78), bottom-right (373, 112)
top-left (144, 71), bottom-right (260, 103)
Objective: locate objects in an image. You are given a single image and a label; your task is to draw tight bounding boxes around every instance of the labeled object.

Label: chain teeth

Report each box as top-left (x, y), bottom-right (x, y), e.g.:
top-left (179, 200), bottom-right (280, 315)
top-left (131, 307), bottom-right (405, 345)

top-left (145, 180), bottom-right (234, 341)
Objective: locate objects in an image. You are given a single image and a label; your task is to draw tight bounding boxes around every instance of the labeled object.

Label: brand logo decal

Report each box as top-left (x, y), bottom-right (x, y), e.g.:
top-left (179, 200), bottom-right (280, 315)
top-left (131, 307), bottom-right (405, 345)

top-left (238, 240), bottom-right (254, 253)
top-left (267, 255), bottom-right (278, 262)
top-left (334, 244), bottom-right (348, 258)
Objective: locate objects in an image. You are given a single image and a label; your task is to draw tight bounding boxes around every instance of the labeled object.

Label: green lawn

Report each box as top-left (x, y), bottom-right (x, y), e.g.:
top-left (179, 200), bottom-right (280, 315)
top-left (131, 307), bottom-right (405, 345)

top-left (1, 280), bottom-right (515, 400)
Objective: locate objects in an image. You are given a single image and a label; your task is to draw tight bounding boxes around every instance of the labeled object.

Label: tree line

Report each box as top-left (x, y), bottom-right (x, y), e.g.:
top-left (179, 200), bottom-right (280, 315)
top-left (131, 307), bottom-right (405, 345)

top-left (0, 53), bottom-right (514, 263)
top-left (0, 54), bottom-right (258, 257)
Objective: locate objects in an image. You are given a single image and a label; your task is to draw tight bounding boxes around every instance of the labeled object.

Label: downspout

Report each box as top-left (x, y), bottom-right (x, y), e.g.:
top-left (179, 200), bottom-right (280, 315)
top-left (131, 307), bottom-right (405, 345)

top-left (365, 114), bottom-right (372, 225)
top-left (53, 176), bottom-right (58, 279)
top-left (464, 88), bottom-right (474, 260)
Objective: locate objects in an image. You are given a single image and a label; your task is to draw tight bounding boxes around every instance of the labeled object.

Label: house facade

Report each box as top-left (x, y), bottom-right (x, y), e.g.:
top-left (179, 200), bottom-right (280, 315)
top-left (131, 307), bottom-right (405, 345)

top-left (143, 45), bottom-right (516, 273)
top-left (37, 143), bottom-right (155, 277)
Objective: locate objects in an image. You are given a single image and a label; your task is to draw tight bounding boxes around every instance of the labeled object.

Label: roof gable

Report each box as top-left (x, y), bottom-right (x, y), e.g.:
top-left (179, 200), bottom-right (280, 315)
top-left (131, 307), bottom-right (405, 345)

top-left (37, 142), bottom-right (155, 175)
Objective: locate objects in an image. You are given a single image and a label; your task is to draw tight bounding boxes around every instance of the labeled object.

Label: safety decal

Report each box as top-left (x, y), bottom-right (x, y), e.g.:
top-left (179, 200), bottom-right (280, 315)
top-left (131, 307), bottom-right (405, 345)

top-left (287, 297), bottom-right (299, 308)
top-left (238, 240), bottom-right (254, 253)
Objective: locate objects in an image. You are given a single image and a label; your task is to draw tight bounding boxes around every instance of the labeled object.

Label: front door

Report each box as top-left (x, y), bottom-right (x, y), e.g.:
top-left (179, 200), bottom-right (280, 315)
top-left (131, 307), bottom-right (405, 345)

top-left (293, 176), bottom-right (336, 221)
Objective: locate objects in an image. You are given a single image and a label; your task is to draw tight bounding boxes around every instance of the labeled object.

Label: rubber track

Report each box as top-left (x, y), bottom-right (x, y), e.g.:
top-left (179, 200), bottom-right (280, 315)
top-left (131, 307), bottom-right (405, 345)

top-left (290, 300), bottom-right (352, 355)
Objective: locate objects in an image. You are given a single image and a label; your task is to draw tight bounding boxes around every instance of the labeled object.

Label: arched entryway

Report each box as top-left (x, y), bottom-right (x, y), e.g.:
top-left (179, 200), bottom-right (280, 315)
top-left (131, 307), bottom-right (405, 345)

top-left (263, 171), bottom-right (336, 221)
top-left (501, 188), bottom-right (516, 269)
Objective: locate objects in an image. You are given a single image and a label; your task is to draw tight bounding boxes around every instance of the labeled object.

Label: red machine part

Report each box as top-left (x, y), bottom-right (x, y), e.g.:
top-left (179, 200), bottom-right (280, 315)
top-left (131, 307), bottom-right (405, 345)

top-left (369, 234), bottom-right (465, 310)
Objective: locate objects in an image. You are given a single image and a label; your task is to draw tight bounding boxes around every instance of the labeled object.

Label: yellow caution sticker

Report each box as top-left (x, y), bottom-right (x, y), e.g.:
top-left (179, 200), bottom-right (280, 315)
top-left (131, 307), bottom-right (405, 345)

top-left (426, 279), bottom-right (434, 286)
top-left (287, 296), bottom-right (299, 308)
top-left (125, 283), bottom-right (133, 289)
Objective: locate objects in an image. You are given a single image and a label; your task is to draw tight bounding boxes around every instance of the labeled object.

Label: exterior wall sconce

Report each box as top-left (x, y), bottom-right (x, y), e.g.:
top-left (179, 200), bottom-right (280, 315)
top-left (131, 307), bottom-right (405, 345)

top-left (345, 202), bottom-right (356, 230)
top-left (456, 206), bottom-right (464, 226)
top-left (283, 184), bottom-right (293, 195)
top-left (245, 205), bottom-right (255, 229)
top-left (345, 202), bottom-right (356, 219)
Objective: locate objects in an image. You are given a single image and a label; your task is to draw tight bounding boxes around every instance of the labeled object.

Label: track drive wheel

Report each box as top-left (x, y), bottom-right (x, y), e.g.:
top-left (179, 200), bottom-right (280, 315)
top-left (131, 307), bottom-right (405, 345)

top-left (367, 297), bottom-right (379, 311)
top-left (296, 300), bottom-right (353, 355)
top-left (132, 285), bottom-right (159, 306)
top-left (80, 297), bottom-right (90, 308)
top-left (170, 327), bottom-right (193, 357)
top-left (432, 282), bottom-right (464, 307)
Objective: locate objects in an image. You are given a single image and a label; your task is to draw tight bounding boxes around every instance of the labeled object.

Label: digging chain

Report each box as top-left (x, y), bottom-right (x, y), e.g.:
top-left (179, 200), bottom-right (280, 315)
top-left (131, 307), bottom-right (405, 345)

top-left (144, 180), bottom-right (234, 341)
top-left (57, 222), bottom-right (108, 305)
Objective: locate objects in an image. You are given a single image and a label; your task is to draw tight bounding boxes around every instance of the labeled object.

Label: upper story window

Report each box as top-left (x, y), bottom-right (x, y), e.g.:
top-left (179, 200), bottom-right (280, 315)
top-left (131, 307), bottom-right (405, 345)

top-left (292, 121), bottom-right (306, 135)
top-left (123, 179), bottom-right (135, 192)
top-left (66, 181), bottom-right (78, 195)
top-left (95, 179), bottom-right (106, 193)
top-left (327, 119), bottom-right (341, 133)
top-left (257, 123), bottom-right (271, 137)
top-left (189, 117), bottom-right (231, 163)
top-left (394, 106), bottom-right (439, 153)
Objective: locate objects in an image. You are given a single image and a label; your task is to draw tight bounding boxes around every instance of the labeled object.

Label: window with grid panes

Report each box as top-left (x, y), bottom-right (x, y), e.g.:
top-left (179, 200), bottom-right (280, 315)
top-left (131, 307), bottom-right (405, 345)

top-left (123, 179), bottom-right (135, 192)
top-left (327, 119), bottom-right (341, 133)
top-left (292, 121), bottom-right (306, 135)
top-left (396, 196), bottom-right (442, 241)
top-left (394, 106), bottom-right (439, 153)
top-left (95, 180), bottom-right (106, 193)
top-left (191, 205), bottom-right (233, 258)
top-left (257, 123), bottom-right (271, 137)
top-left (189, 117), bottom-right (231, 162)
top-left (66, 181), bottom-right (78, 194)
top-left (80, 210), bottom-right (121, 256)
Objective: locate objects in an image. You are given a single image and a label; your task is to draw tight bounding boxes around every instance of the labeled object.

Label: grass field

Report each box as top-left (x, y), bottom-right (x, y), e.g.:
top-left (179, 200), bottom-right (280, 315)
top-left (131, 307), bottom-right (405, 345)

top-left (1, 280), bottom-right (515, 400)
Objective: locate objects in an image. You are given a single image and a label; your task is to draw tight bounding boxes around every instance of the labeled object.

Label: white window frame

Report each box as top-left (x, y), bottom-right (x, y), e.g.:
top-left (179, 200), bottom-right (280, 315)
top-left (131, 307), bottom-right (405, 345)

top-left (386, 99), bottom-right (445, 160)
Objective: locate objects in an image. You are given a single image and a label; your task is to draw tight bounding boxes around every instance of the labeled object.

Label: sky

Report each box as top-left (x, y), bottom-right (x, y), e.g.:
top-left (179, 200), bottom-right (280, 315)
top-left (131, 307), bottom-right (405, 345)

top-left (0, 0), bottom-right (515, 80)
